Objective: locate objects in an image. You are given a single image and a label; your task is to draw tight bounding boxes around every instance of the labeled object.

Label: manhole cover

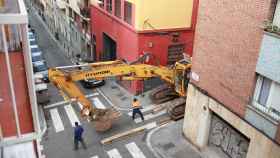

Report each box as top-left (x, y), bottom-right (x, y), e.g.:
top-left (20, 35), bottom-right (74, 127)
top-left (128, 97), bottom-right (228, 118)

top-left (162, 142), bottom-right (175, 150)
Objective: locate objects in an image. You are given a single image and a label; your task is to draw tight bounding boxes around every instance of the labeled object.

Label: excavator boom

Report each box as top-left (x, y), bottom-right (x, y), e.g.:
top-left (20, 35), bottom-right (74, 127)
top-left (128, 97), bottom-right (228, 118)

top-left (48, 55), bottom-right (191, 131)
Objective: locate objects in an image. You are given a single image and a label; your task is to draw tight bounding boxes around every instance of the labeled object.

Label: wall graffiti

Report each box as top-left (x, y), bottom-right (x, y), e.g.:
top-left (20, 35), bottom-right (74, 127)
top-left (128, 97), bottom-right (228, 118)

top-left (209, 115), bottom-right (249, 158)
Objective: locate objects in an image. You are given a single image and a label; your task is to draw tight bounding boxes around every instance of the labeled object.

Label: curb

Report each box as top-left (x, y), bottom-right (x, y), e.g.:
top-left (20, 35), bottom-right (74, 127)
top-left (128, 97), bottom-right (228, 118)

top-left (146, 123), bottom-right (169, 158)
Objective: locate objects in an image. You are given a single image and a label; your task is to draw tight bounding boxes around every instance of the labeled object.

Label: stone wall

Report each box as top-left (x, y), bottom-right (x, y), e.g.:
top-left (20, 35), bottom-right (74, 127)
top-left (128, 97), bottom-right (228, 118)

top-left (183, 84), bottom-right (280, 158)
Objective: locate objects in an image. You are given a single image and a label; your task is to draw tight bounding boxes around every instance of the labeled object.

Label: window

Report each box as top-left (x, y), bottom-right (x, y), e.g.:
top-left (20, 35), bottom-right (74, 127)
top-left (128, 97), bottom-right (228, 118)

top-left (253, 75), bottom-right (280, 120)
top-left (273, 0), bottom-right (280, 27)
top-left (99, 0), bottom-right (104, 8)
top-left (124, 1), bottom-right (132, 24)
top-left (258, 77), bottom-right (272, 106)
top-left (68, 7), bottom-right (73, 19)
top-left (114, 0), bottom-right (121, 18)
top-left (106, 0), bottom-right (112, 13)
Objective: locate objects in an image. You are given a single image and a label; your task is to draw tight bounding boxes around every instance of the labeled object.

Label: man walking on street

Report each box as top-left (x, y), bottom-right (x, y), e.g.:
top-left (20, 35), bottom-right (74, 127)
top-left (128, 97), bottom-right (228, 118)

top-left (132, 98), bottom-right (144, 121)
top-left (74, 122), bottom-right (87, 150)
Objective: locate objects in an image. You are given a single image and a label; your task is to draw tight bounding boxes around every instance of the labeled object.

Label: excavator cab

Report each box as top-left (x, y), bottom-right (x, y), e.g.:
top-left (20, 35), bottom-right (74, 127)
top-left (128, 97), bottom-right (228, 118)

top-left (174, 59), bottom-right (191, 96)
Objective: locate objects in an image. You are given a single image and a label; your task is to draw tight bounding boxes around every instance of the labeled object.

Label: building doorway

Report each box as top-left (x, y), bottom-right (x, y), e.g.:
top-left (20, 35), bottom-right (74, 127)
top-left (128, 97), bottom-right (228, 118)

top-left (102, 33), bottom-right (116, 61)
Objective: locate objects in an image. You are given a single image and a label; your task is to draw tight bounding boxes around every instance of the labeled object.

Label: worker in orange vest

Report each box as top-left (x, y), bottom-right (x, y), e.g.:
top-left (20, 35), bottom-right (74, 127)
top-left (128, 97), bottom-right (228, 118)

top-left (132, 98), bottom-right (144, 121)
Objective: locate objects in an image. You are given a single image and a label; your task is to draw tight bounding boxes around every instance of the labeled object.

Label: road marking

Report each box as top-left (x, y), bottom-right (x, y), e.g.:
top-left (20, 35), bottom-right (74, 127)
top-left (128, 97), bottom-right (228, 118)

top-left (49, 108), bottom-right (64, 132)
top-left (128, 106), bottom-right (154, 116)
top-left (96, 88), bottom-right (129, 111)
top-left (90, 156), bottom-right (98, 158)
top-left (107, 148), bottom-right (122, 158)
top-left (134, 110), bottom-right (167, 123)
top-left (126, 142), bottom-right (146, 158)
top-left (64, 104), bottom-right (80, 127)
top-left (91, 97), bottom-right (106, 109)
top-left (44, 92), bottom-right (99, 109)
top-left (145, 122), bottom-right (157, 130)
top-left (96, 88), bottom-right (114, 107)
top-left (77, 102), bottom-right (83, 110)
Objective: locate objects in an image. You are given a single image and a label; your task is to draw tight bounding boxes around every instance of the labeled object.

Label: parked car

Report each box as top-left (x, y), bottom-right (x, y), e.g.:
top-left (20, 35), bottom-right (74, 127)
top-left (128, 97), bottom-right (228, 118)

top-left (28, 31), bottom-right (35, 39)
top-left (29, 38), bottom-right (37, 46)
top-left (31, 52), bottom-right (44, 63)
top-left (75, 60), bottom-right (106, 89)
top-left (80, 79), bottom-right (105, 89)
top-left (34, 73), bottom-right (50, 104)
top-left (30, 44), bottom-right (41, 53)
top-left (33, 61), bottom-right (49, 82)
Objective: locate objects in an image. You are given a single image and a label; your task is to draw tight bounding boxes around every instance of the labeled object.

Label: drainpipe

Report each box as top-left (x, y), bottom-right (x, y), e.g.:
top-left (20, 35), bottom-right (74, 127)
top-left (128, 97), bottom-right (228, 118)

top-left (1, 25), bottom-right (21, 137)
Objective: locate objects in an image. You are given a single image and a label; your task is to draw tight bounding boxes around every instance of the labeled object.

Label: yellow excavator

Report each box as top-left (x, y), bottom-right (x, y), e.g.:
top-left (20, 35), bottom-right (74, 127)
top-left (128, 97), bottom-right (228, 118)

top-left (48, 54), bottom-right (191, 131)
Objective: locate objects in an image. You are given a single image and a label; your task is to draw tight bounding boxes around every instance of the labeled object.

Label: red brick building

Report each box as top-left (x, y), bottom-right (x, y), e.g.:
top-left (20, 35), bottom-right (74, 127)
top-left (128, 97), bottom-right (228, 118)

top-left (0, 0), bottom-right (41, 157)
top-left (91, 0), bottom-right (198, 93)
top-left (183, 0), bottom-right (280, 157)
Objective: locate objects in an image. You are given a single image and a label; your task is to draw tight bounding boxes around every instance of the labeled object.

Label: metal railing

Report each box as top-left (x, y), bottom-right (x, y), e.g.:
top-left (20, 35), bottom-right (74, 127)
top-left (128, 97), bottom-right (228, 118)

top-left (0, 25), bottom-right (22, 53)
top-left (250, 99), bottom-right (280, 122)
top-left (263, 20), bottom-right (280, 37)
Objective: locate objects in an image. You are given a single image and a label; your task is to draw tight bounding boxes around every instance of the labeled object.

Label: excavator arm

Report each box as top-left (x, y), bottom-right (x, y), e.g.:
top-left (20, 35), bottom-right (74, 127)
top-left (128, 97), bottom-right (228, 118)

top-left (48, 55), bottom-right (191, 131)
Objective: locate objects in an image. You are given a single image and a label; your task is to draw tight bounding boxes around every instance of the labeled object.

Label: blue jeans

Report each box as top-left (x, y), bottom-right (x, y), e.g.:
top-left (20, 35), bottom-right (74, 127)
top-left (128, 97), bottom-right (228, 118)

top-left (132, 108), bottom-right (144, 121)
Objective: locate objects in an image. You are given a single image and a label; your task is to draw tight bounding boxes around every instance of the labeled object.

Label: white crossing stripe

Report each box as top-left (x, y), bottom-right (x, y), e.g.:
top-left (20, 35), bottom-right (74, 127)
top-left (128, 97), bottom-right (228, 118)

top-left (90, 156), bottom-right (98, 158)
top-left (91, 97), bottom-right (106, 109)
top-left (64, 104), bottom-right (80, 127)
top-left (107, 148), bottom-right (122, 158)
top-left (77, 102), bottom-right (83, 110)
top-left (134, 110), bottom-right (167, 123)
top-left (128, 106), bottom-right (154, 116)
top-left (49, 108), bottom-right (64, 132)
top-left (44, 92), bottom-right (99, 109)
top-left (126, 142), bottom-right (146, 158)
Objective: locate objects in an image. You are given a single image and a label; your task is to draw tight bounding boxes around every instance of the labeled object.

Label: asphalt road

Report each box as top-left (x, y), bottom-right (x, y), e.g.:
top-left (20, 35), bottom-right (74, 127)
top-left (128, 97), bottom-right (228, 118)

top-left (27, 5), bottom-right (162, 158)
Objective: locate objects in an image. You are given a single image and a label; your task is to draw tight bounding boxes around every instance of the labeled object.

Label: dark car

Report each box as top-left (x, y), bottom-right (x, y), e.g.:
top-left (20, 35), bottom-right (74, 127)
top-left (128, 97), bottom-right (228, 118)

top-left (75, 60), bottom-right (106, 88)
top-left (80, 79), bottom-right (105, 89)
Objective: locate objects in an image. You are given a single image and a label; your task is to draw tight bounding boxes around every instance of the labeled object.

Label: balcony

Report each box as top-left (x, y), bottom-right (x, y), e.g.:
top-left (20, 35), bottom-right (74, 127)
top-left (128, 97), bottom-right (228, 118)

top-left (80, 7), bottom-right (90, 18)
top-left (256, 32), bottom-right (280, 84)
top-left (245, 75), bottom-right (280, 140)
top-left (263, 21), bottom-right (280, 36)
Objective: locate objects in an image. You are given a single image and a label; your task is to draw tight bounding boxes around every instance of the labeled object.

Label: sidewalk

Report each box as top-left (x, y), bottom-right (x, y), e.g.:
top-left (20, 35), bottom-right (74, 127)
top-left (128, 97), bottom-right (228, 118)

top-left (147, 120), bottom-right (203, 158)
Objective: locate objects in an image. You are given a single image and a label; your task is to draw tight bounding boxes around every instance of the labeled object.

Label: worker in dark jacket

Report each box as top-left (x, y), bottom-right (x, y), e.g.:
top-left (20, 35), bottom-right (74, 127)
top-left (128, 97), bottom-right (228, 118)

top-left (132, 98), bottom-right (144, 121)
top-left (74, 122), bottom-right (87, 150)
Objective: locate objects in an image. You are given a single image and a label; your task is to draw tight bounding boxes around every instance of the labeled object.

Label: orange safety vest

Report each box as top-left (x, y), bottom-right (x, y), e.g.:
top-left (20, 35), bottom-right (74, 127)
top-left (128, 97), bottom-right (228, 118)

top-left (132, 101), bottom-right (141, 109)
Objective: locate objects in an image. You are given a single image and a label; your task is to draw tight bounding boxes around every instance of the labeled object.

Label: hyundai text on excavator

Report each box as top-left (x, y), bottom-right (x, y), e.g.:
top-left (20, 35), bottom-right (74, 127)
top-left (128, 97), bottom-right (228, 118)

top-left (48, 54), bottom-right (191, 132)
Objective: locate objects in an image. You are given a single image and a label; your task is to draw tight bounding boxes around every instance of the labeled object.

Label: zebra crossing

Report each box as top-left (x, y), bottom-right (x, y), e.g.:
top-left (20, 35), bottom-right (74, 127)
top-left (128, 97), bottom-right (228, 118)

top-left (90, 142), bottom-right (146, 158)
top-left (48, 96), bottom-right (167, 133)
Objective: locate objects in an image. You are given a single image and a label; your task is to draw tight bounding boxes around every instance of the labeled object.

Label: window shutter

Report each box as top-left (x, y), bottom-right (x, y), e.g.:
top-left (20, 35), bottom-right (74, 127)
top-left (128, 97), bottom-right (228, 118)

top-left (273, 0), bottom-right (280, 27)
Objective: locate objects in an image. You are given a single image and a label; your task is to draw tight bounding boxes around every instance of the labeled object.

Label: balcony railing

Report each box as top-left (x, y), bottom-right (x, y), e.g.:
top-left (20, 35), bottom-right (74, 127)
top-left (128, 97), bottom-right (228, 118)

top-left (80, 7), bottom-right (90, 18)
top-left (263, 20), bottom-right (280, 36)
top-left (250, 99), bottom-right (280, 122)
top-left (0, 25), bottom-right (22, 53)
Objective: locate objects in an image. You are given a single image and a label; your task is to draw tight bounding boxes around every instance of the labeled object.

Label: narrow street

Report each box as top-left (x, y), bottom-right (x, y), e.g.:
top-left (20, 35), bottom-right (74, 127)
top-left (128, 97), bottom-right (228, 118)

top-left (28, 7), bottom-right (165, 158)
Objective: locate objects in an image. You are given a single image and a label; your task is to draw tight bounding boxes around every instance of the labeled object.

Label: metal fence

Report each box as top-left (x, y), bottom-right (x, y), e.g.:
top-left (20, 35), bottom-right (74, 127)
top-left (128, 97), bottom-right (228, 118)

top-left (0, 25), bottom-right (22, 52)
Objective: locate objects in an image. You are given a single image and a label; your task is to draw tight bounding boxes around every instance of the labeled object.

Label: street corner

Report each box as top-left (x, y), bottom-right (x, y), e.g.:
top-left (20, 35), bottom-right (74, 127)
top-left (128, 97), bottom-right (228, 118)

top-left (146, 120), bottom-right (202, 158)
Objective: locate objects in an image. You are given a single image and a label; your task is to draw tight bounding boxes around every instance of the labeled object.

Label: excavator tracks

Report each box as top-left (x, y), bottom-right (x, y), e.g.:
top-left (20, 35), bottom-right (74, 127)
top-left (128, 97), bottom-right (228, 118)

top-left (150, 85), bottom-right (186, 120)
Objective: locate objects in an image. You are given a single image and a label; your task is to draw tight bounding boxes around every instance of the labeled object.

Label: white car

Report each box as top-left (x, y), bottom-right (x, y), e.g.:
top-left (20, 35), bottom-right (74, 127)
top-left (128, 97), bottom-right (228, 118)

top-left (33, 61), bottom-right (49, 82)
